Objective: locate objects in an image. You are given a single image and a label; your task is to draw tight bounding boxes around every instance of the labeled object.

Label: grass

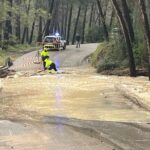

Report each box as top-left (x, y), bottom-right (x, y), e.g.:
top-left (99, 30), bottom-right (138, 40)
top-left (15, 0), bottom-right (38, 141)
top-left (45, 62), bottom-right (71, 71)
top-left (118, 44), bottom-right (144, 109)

top-left (90, 42), bottom-right (113, 67)
top-left (90, 42), bottom-right (126, 75)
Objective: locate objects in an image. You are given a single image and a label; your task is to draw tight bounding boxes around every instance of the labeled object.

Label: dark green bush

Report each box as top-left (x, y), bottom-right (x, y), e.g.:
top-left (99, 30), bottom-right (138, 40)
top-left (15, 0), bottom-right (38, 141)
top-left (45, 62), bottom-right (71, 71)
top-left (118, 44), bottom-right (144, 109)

top-left (97, 59), bottom-right (119, 73)
top-left (86, 26), bottom-right (104, 43)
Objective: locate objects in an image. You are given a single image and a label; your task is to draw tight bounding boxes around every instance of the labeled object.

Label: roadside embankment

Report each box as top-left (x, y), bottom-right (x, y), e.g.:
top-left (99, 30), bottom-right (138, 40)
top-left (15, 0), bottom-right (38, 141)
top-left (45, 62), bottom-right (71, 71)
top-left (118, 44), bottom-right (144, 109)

top-left (0, 45), bottom-right (41, 66)
top-left (115, 77), bottom-right (150, 111)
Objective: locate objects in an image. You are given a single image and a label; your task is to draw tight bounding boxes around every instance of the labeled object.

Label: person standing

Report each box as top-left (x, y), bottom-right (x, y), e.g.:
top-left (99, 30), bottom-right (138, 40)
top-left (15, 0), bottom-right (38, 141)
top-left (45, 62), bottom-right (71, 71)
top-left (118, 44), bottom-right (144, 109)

top-left (75, 33), bottom-right (81, 48)
top-left (40, 48), bottom-right (49, 70)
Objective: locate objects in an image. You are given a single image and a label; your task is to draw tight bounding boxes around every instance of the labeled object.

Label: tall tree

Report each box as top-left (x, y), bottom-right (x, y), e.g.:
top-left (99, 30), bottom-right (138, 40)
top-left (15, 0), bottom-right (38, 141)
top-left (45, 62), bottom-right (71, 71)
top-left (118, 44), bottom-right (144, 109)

top-left (96, 0), bottom-right (109, 41)
top-left (138, 0), bottom-right (150, 80)
top-left (111, 0), bottom-right (136, 77)
top-left (44, 0), bottom-right (55, 36)
top-left (66, 4), bottom-right (73, 45)
top-left (21, 0), bottom-right (31, 44)
top-left (64, 2), bottom-right (69, 39)
top-left (89, 2), bottom-right (94, 29)
top-left (15, 0), bottom-right (21, 42)
top-left (29, 17), bottom-right (36, 44)
top-left (81, 5), bottom-right (88, 44)
top-left (37, 16), bottom-right (43, 42)
top-left (4, 0), bottom-right (13, 40)
top-left (121, 0), bottom-right (135, 43)
top-left (72, 6), bottom-right (81, 44)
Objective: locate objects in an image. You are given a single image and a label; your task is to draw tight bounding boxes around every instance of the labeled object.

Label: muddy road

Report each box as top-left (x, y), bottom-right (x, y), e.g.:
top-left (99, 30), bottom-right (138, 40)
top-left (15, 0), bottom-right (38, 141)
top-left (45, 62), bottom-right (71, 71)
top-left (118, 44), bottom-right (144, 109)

top-left (1, 43), bottom-right (150, 150)
top-left (10, 44), bottom-right (98, 71)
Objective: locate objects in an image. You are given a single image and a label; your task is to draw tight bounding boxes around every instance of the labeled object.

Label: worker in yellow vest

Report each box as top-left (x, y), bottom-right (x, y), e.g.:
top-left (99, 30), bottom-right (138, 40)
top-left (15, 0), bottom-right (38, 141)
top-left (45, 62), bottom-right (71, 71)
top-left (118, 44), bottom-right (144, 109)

top-left (40, 48), bottom-right (49, 70)
top-left (44, 56), bottom-right (58, 73)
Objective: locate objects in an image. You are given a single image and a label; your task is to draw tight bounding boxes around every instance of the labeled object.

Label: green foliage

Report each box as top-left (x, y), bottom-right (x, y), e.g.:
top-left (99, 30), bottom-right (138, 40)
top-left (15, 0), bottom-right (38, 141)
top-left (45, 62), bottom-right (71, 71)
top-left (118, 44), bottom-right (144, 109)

top-left (91, 42), bottom-right (110, 67)
top-left (133, 42), bottom-right (148, 67)
top-left (0, 44), bottom-right (40, 65)
top-left (132, 7), bottom-right (148, 67)
top-left (97, 59), bottom-right (119, 73)
top-left (91, 41), bottom-right (129, 73)
top-left (86, 26), bottom-right (105, 43)
top-left (0, 1), bottom-right (9, 22)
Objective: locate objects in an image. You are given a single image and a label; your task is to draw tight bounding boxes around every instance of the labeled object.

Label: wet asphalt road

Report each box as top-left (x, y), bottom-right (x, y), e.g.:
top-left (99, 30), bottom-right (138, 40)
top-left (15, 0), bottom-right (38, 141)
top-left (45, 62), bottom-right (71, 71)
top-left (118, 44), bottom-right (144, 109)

top-left (1, 43), bottom-right (150, 150)
top-left (10, 43), bottom-right (98, 71)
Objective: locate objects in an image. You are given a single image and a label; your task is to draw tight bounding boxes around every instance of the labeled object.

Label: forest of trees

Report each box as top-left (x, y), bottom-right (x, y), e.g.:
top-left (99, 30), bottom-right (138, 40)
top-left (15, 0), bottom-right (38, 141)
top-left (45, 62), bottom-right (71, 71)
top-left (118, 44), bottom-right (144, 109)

top-left (0, 0), bottom-right (150, 78)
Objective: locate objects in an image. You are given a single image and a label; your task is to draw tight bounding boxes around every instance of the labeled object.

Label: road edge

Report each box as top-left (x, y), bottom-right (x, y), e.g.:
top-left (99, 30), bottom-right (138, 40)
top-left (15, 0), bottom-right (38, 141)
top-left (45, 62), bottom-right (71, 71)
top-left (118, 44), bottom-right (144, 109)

top-left (115, 84), bottom-right (150, 111)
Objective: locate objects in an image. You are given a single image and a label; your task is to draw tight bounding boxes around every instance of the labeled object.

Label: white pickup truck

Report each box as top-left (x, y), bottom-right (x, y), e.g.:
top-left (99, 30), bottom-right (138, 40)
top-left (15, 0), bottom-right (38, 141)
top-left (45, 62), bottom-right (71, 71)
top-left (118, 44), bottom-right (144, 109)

top-left (43, 35), bottom-right (67, 50)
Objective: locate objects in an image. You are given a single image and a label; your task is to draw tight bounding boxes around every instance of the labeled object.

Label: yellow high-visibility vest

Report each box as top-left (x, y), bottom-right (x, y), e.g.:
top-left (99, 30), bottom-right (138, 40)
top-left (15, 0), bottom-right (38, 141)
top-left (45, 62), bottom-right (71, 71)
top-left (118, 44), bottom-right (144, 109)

top-left (40, 50), bottom-right (49, 57)
top-left (45, 59), bottom-right (53, 68)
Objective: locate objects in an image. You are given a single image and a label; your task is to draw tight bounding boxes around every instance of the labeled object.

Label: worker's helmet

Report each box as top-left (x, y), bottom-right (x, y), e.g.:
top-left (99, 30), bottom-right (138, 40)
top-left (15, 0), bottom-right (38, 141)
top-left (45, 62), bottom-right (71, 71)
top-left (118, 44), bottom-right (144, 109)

top-left (44, 48), bottom-right (47, 51)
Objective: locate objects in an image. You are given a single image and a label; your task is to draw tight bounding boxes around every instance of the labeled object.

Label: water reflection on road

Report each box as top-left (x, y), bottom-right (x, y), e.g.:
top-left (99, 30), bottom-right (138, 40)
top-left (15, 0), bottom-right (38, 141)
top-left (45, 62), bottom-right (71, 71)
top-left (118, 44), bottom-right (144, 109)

top-left (1, 67), bottom-right (150, 122)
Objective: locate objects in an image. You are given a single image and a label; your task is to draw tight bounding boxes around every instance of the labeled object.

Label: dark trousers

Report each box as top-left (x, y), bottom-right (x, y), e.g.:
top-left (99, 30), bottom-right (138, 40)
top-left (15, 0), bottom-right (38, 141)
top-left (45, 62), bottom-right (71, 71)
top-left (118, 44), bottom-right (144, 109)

top-left (76, 41), bottom-right (80, 48)
top-left (48, 63), bottom-right (57, 71)
top-left (42, 56), bottom-right (47, 70)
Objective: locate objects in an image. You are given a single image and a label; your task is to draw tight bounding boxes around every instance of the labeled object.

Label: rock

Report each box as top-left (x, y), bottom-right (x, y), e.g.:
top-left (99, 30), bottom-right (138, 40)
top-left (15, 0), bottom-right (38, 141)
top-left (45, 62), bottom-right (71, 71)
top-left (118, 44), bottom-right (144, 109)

top-left (0, 66), bottom-right (9, 78)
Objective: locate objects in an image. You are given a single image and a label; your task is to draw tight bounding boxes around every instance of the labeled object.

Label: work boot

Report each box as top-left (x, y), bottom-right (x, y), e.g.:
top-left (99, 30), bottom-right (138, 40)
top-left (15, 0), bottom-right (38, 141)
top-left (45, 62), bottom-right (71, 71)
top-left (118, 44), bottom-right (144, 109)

top-left (48, 70), bottom-right (52, 73)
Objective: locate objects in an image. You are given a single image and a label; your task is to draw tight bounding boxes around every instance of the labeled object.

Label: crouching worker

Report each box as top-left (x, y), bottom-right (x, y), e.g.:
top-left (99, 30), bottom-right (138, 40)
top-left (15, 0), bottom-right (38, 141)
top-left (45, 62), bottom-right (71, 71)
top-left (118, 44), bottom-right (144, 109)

top-left (45, 56), bottom-right (58, 73)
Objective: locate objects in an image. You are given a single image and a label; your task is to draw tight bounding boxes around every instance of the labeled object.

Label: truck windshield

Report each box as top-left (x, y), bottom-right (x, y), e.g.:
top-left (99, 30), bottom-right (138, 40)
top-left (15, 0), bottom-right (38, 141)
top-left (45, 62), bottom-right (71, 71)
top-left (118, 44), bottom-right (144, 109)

top-left (44, 37), bottom-right (55, 43)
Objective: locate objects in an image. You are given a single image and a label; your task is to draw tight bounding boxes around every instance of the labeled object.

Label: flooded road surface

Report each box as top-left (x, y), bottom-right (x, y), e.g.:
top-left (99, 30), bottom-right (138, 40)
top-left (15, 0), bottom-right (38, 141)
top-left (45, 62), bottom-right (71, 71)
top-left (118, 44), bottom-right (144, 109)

top-left (1, 67), bottom-right (150, 122)
top-left (0, 120), bottom-right (116, 150)
top-left (1, 67), bottom-right (150, 149)
top-left (1, 43), bottom-right (150, 149)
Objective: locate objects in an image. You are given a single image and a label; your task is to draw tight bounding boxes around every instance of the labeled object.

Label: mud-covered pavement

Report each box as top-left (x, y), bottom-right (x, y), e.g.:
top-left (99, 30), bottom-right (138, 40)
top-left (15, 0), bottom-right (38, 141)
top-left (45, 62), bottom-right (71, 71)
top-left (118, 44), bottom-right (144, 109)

top-left (1, 44), bottom-right (150, 150)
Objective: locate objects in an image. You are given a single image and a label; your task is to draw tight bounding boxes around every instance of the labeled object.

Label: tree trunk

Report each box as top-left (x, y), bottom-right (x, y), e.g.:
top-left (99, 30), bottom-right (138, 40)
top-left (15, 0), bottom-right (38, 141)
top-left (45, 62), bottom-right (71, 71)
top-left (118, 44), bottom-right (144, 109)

top-left (81, 5), bottom-right (88, 44)
top-left (72, 6), bottom-right (81, 45)
top-left (26, 28), bottom-right (29, 43)
top-left (15, 0), bottom-right (21, 42)
top-left (49, 0), bottom-right (59, 34)
top-left (89, 2), bottom-right (94, 29)
top-left (60, 0), bottom-right (65, 36)
top-left (64, 2), bottom-right (69, 39)
top-left (0, 23), bottom-right (3, 47)
top-left (4, 0), bottom-right (13, 40)
top-left (29, 18), bottom-right (36, 44)
top-left (121, 0), bottom-right (135, 43)
top-left (66, 4), bottom-right (73, 45)
top-left (138, 0), bottom-right (150, 80)
top-left (44, 0), bottom-right (55, 36)
top-left (145, 0), bottom-right (150, 26)
top-left (37, 16), bottom-right (43, 42)
top-left (21, 27), bottom-right (27, 44)
top-left (21, 0), bottom-right (31, 44)
top-left (111, 0), bottom-right (136, 77)
top-left (16, 16), bottom-right (21, 42)
top-left (109, 9), bottom-right (114, 29)
top-left (96, 0), bottom-right (109, 41)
